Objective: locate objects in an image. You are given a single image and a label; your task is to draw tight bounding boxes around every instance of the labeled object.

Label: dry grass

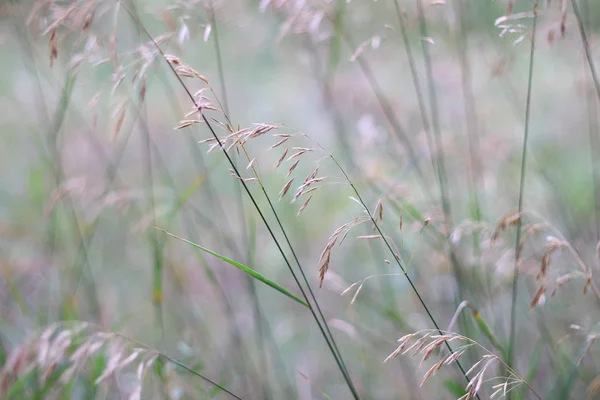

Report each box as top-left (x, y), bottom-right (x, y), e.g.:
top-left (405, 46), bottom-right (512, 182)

top-left (1, 322), bottom-right (159, 399)
top-left (384, 329), bottom-right (541, 400)
top-left (2, 0), bottom-right (600, 398)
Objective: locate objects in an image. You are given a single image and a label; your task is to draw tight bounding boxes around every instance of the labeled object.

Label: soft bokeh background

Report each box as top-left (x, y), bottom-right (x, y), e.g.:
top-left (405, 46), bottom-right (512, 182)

top-left (2, 0), bottom-right (600, 399)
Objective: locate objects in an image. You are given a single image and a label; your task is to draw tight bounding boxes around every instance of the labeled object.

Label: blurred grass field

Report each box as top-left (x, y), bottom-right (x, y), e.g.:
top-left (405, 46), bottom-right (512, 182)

top-left (2, 0), bottom-right (600, 399)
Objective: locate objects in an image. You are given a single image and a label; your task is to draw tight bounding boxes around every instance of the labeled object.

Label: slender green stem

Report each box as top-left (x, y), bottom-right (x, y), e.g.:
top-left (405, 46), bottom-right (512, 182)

top-left (450, 0), bottom-right (483, 223)
top-left (122, 7), bottom-right (361, 399)
top-left (206, 3), bottom-right (272, 395)
top-left (318, 144), bottom-right (477, 392)
top-left (508, 0), bottom-right (538, 375)
top-left (414, 0), bottom-right (475, 365)
top-left (414, 0), bottom-right (454, 245)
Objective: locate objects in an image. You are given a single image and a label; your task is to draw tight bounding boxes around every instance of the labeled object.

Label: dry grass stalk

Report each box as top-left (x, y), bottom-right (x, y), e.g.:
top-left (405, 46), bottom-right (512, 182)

top-left (111, 98), bottom-right (128, 143)
top-left (522, 211), bottom-right (600, 302)
top-left (491, 211), bottom-right (521, 243)
top-left (318, 216), bottom-right (370, 287)
top-left (0, 323), bottom-right (159, 399)
top-left (341, 273), bottom-right (403, 305)
top-left (375, 199), bottom-right (383, 224)
top-left (385, 330), bottom-right (540, 400)
top-left (529, 283), bottom-right (546, 309)
top-left (357, 235), bottom-right (382, 240)
top-left (588, 374), bottom-right (600, 399)
top-left (287, 159), bottom-right (300, 178)
top-left (279, 177), bottom-right (294, 199)
top-left (269, 136), bottom-right (290, 150)
top-left (176, 119), bottom-right (204, 130)
top-left (297, 194), bottom-right (313, 216)
top-left (275, 148), bottom-right (289, 170)
top-left (489, 209), bottom-right (599, 307)
top-left (577, 335), bottom-right (598, 367)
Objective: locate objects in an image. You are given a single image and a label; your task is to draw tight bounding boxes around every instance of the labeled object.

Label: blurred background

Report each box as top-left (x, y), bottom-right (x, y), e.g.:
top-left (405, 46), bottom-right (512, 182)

top-left (2, 0), bottom-right (600, 398)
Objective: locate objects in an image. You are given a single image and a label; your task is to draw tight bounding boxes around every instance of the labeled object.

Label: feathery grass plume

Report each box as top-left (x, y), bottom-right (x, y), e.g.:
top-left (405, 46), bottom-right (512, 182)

top-left (498, 210), bottom-right (600, 303)
top-left (0, 322), bottom-right (240, 399)
top-left (341, 273), bottom-right (403, 305)
top-left (124, 15), bottom-right (362, 395)
top-left (318, 216), bottom-right (370, 288)
top-left (11, 0), bottom-right (600, 398)
top-left (385, 330), bottom-right (542, 400)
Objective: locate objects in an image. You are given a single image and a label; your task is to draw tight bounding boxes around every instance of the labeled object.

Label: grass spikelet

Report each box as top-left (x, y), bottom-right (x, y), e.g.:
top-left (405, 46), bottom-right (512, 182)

top-left (385, 330), bottom-right (542, 400)
top-left (275, 148), bottom-right (289, 170)
top-left (279, 177), bottom-right (294, 199)
top-left (297, 194), bottom-right (313, 216)
top-left (287, 159), bottom-right (300, 178)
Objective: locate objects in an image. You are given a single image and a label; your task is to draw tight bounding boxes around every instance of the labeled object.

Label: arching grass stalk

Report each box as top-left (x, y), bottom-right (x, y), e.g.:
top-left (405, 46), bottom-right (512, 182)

top-left (387, 329), bottom-right (542, 400)
top-left (161, 86), bottom-right (270, 397)
top-left (306, 136), bottom-right (478, 395)
top-left (206, 3), bottom-right (353, 393)
top-left (298, 35), bottom-right (421, 353)
top-left (508, 0), bottom-right (538, 376)
top-left (122, 7), bottom-right (361, 399)
top-left (237, 144), bottom-right (355, 385)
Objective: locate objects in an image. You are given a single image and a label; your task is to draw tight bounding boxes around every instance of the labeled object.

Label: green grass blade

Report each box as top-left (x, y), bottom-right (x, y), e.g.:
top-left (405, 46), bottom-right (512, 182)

top-left (157, 229), bottom-right (309, 308)
top-left (470, 307), bottom-right (508, 361)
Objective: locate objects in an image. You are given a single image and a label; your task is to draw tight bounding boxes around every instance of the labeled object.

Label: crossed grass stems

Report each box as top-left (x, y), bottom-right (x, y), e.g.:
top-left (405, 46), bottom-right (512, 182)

top-left (122, 6), bottom-right (550, 399)
top-left (142, 1), bottom-right (600, 397)
top-left (39, 2), bottom-right (543, 399)
top-left (12, 0), bottom-right (600, 398)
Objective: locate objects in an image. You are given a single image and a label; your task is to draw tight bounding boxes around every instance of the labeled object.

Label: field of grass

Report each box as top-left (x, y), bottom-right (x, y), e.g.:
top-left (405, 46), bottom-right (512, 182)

top-left (2, 0), bottom-right (600, 399)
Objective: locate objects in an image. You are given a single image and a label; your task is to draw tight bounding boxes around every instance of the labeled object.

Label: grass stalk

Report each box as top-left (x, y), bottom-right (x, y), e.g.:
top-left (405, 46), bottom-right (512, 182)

top-left (413, 0), bottom-right (475, 362)
top-left (122, 8), bottom-right (362, 398)
top-left (314, 142), bottom-right (478, 394)
top-left (508, 0), bottom-right (538, 376)
top-left (392, 0), bottom-right (437, 176)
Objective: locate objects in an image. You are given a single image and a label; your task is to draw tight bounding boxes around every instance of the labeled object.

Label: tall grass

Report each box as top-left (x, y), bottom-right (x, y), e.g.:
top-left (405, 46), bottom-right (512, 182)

top-left (2, 0), bottom-right (600, 399)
